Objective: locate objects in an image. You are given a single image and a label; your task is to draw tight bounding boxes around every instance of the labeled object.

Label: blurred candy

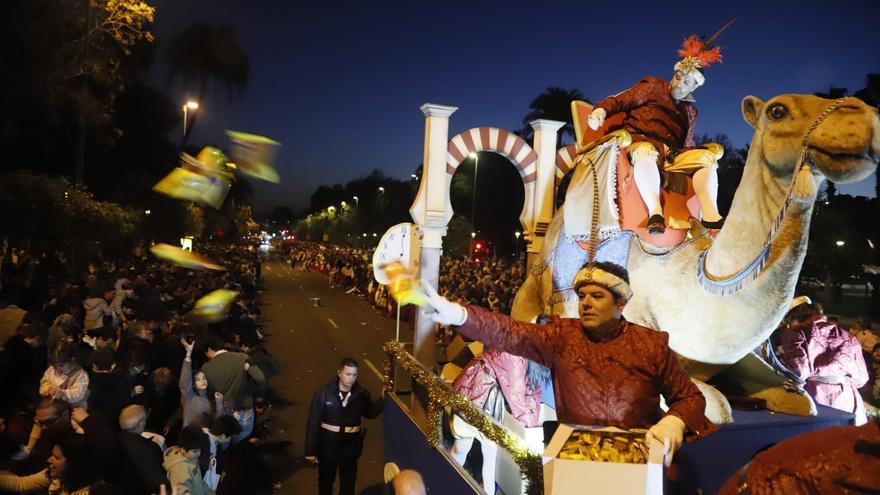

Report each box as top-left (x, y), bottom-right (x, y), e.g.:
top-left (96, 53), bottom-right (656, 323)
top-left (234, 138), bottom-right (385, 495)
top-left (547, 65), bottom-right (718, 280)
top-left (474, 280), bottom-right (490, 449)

top-left (181, 147), bottom-right (233, 178)
top-left (153, 167), bottom-right (231, 209)
top-left (190, 289), bottom-right (238, 323)
top-left (149, 243), bottom-right (225, 271)
top-left (226, 130), bottom-right (281, 183)
top-left (153, 147), bottom-right (232, 209)
top-left (382, 261), bottom-right (426, 306)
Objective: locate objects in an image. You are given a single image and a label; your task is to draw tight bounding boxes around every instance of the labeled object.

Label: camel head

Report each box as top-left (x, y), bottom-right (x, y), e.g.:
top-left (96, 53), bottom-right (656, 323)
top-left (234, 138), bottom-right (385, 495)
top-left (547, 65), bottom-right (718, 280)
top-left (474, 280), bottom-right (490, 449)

top-left (742, 94), bottom-right (879, 183)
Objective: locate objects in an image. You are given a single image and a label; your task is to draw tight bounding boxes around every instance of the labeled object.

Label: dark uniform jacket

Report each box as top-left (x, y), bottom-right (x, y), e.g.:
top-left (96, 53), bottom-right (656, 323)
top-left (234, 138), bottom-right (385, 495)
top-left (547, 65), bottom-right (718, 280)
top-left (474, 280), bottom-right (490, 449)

top-left (305, 378), bottom-right (383, 462)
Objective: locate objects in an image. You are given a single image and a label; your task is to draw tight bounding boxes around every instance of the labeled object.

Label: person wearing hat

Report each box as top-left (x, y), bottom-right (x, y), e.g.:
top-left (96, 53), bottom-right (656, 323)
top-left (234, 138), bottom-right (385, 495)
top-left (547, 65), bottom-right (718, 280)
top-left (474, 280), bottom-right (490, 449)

top-left (587, 29), bottom-right (731, 234)
top-left (423, 261), bottom-right (716, 465)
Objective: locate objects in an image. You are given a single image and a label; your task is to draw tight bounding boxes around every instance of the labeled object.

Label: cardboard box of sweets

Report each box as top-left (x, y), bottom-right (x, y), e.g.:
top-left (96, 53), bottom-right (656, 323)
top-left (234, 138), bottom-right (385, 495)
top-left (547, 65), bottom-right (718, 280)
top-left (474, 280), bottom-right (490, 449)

top-left (542, 424), bottom-right (665, 495)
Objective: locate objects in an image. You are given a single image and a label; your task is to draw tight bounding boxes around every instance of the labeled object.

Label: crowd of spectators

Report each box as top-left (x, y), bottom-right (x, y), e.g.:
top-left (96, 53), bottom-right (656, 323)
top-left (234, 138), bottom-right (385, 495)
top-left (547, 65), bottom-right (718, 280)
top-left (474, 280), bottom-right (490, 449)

top-left (285, 243), bottom-right (526, 317)
top-left (0, 241), bottom-right (290, 495)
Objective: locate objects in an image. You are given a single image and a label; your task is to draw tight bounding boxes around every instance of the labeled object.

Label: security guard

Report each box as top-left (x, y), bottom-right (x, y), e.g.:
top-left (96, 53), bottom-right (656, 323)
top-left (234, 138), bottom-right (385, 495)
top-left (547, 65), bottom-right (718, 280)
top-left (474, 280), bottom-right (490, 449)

top-left (305, 357), bottom-right (383, 495)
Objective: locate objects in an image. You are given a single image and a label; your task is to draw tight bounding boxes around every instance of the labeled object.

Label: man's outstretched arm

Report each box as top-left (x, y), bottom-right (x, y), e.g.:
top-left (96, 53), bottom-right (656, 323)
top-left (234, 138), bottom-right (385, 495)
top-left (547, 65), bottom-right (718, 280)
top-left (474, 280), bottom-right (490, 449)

top-left (422, 284), bottom-right (556, 368)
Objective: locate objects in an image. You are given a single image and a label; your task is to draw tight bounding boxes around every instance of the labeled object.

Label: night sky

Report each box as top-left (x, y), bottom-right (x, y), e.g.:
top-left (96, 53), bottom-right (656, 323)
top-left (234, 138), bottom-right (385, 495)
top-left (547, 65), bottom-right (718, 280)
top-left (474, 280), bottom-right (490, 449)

top-left (150, 0), bottom-right (880, 212)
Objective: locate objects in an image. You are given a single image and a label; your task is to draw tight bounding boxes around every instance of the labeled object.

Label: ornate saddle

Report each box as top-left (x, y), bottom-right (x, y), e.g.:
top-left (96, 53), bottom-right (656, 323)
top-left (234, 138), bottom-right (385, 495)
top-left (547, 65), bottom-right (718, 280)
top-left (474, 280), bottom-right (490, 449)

top-left (570, 100), bottom-right (703, 248)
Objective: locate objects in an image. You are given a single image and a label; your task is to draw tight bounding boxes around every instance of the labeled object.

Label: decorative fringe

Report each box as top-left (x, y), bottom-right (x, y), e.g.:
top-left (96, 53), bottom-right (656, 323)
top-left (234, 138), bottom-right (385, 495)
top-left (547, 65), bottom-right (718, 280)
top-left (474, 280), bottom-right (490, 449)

top-left (792, 163), bottom-right (815, 200)
top-left (696, 247), bottom-right (770, 296)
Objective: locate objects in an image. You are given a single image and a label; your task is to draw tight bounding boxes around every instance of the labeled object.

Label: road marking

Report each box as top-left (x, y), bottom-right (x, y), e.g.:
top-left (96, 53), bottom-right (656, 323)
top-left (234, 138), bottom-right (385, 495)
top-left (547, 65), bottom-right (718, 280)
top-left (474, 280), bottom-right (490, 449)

top-left (363, 358), bottom-right (383, 381)
top-left (327, 318), bottom-right (339, 328)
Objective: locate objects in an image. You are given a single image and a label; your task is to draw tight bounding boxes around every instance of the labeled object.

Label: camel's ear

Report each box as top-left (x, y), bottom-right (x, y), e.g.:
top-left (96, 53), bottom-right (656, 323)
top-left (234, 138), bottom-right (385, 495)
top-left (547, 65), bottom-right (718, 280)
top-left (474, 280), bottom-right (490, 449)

top-left (742, 96), bottom-right (765, 128)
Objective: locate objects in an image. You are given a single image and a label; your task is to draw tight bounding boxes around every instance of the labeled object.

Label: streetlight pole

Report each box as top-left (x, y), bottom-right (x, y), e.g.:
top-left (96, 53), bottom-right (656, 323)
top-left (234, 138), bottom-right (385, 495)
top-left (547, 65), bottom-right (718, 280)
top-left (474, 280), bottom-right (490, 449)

top-left (469, 152), bottom-right (479, 232)
top-left (352, 196), bottom-right (359, 208)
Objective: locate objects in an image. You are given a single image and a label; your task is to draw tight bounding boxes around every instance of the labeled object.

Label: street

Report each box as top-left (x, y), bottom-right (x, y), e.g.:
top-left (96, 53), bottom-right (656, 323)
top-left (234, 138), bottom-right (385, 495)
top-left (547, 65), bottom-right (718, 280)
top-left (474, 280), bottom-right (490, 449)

top-left (260, 259), bottom-right (413, 494)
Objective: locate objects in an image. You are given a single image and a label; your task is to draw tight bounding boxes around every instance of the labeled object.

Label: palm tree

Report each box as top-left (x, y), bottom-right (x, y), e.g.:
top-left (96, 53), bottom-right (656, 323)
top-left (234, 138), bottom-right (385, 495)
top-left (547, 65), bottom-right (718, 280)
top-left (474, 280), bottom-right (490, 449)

top-left (165, 24), bottom-right (249, 147)
top-left (520, 87), bottom-right (588, 147)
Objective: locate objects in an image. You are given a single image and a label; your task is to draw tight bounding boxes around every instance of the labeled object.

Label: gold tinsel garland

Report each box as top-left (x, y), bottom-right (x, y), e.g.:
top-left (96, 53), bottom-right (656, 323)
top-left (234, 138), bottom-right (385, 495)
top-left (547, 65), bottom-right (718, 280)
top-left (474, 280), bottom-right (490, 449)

top-left (383, 341), bottom-right (544, 495)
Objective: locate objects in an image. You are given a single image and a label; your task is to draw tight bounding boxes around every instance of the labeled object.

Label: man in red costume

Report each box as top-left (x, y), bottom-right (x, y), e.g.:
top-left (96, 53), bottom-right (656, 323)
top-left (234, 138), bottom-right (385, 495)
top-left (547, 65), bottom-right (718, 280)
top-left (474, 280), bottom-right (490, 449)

top-left (588, 34), bottom-right (727, 234)
top-left (423, 261), bottom-right (717, 464)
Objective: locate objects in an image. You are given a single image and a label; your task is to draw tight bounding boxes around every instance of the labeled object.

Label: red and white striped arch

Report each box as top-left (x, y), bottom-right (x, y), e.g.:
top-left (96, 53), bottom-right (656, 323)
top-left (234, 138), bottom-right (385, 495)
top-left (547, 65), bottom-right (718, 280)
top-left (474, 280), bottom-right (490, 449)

top-left (446, 127), bottom-right (538, 182)
top-left (443, 127), bottom-right (538, 234)
top-left (555, 144), bottom-right (578, 186)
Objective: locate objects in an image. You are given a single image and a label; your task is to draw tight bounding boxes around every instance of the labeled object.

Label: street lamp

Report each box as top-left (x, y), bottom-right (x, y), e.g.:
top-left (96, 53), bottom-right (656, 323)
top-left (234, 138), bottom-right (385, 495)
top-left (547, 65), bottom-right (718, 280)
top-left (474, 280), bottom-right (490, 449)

top-left (515, 232), bottom-right (521, 240)
top-left (352, 196), bottom-right (359, 208)
top-left (836, 240), bottom-right (845, 247)
top-left (378, 186), bottom-right (385, 194)
top-left (411, 174), bottom-right (418, 180)
top-left (341, 201), bottom-right (347, 207)
top-left (144, 209), bottom-right (151, 216)
top-left (471, 232), bottom-right (476, 238)
top-left (182, 100), bottom-right (199, 136)
top-left (469, 152), bottom-right (479, 231)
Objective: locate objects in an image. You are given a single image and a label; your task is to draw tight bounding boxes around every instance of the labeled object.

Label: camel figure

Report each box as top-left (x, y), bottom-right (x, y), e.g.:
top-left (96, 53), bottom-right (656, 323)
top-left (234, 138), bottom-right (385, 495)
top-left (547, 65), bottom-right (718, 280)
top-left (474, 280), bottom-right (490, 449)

top-left (512, 94), bottom-right (880, 421)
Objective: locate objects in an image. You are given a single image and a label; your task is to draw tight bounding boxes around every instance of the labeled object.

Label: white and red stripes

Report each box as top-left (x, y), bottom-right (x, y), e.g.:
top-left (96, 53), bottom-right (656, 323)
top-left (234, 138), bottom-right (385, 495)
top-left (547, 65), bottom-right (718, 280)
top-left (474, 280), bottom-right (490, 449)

top-left (554, 144), bottom-right (578, 186)
top-left (446, 127), bottom-right (539, 183)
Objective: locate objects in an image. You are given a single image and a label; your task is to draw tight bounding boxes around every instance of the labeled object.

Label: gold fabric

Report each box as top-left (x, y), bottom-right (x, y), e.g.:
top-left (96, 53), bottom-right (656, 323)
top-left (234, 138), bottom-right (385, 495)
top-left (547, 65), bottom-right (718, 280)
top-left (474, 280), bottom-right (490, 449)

top-left (627, 142), bottom-right (723, 174)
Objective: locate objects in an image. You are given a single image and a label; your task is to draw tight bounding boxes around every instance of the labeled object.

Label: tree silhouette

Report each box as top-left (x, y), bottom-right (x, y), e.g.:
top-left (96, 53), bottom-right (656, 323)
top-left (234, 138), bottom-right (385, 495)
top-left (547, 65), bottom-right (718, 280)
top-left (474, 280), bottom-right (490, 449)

top-left (520, 87), bottom-right (587, 147)
top-left (165, 24), bottom-right (249, 147)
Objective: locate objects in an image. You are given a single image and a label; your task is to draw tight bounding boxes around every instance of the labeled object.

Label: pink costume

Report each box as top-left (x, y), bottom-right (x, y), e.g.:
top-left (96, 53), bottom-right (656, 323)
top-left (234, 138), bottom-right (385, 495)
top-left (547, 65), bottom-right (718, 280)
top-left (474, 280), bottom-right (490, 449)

top-left (456, 306), bottom-right (716, 440)
top-left (781, 316), bottom-right (869, 424)
top-left (452, 348), bottom-right (542, 427)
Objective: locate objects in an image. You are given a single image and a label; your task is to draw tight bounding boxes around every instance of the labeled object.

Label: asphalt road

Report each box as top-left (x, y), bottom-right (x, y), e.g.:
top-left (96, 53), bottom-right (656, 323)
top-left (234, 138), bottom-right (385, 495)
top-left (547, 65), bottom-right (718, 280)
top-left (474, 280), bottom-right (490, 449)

top-left (259, 259), bottom-right (412, 494)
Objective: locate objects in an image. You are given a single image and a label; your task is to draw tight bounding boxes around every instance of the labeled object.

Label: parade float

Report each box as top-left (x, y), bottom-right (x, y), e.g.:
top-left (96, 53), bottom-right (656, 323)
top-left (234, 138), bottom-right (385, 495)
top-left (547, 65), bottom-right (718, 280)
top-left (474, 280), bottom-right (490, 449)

top-left (375, 39), bottom-right (880, 492)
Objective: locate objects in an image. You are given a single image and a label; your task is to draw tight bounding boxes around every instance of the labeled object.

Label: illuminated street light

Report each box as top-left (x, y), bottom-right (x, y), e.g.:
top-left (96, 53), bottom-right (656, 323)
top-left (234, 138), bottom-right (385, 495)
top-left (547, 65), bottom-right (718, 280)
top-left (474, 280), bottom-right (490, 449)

top-left (515, 232), bottom-right (521, 239)
top-left (182, 100), bottom-right (200, 136)
top-left (341, 201), bottom-right (347, 207)
top-left (378, 186), bottom-right (385, 194)
top-left (352, 196), bottom-right (359, 207)
top-left (144, 209), bottom-right (151, 216)
top-left (835, 240), bottom-right (845, 247)
top-left (411, 174), bottom-right (417, 179)
top-left (471, 232), bottom-right (476, 238)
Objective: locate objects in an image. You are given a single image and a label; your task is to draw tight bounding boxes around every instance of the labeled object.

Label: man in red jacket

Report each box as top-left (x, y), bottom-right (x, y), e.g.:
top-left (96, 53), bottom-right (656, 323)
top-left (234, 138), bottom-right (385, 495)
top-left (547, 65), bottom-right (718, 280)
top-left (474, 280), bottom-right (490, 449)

top-left (588, 34), bottom-right (726, 234)
top-left (424, 262), bottom-right (716, 465)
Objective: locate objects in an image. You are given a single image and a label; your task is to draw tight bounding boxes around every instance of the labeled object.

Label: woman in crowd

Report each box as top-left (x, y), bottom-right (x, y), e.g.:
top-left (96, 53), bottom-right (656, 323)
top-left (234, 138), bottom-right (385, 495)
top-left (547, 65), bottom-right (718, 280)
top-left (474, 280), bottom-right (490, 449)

top-left (0, 432), bottom-right (102, 494)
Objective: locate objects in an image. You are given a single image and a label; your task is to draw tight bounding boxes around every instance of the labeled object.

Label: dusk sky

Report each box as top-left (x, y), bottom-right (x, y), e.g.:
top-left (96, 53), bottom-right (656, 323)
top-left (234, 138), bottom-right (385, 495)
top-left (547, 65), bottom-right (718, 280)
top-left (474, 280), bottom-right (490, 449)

top-left (150, 0), bottom-right (880, 212)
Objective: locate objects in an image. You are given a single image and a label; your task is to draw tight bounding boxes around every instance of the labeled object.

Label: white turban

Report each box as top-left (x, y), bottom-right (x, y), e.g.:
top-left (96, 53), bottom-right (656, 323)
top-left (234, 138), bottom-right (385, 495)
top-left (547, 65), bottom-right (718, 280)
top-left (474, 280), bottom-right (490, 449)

top-left (572, 266), bottom-right (633, 300)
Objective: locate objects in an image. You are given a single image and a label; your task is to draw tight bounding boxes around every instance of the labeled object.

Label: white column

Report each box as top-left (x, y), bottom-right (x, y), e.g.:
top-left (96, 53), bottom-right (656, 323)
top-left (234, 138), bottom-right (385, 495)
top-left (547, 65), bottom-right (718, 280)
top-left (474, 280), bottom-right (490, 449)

top-left (528, 119), bottom-right (564, 257)
top-left (410, 103), bottom-right (457, 368)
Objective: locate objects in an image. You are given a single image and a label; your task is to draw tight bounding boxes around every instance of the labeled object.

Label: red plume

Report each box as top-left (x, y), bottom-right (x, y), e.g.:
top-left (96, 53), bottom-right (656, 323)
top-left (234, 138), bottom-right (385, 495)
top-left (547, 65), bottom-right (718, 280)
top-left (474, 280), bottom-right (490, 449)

top-left (698, 46), bottom-right (723, 67)
top-left (677, 35), bottom-right (704, 58)
top-left (677, 34), bottom-right (724, 68)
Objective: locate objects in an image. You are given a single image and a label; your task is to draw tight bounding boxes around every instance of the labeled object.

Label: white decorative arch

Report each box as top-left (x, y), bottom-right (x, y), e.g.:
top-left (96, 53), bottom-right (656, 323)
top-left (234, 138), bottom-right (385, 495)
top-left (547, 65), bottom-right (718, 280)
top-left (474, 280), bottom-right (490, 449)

top-left (444, 127), bottom-right (538, 236)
